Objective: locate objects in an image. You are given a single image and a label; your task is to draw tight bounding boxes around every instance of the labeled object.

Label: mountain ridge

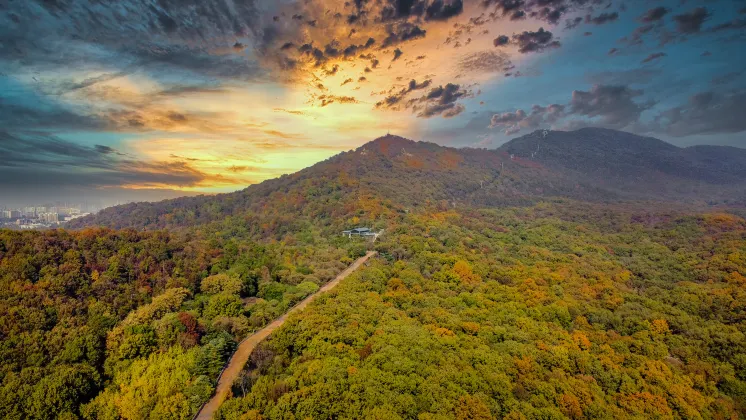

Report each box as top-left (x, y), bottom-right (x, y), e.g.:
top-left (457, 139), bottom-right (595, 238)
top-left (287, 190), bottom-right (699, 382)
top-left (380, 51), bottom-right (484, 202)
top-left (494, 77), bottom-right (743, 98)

top-left (68, 128), bottom-right (746, 231)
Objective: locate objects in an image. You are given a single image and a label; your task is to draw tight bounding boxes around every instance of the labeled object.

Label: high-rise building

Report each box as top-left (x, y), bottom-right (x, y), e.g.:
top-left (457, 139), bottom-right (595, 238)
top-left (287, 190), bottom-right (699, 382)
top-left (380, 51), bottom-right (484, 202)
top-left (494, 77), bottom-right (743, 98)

top-left (38, 212), bottom-right (59, 223)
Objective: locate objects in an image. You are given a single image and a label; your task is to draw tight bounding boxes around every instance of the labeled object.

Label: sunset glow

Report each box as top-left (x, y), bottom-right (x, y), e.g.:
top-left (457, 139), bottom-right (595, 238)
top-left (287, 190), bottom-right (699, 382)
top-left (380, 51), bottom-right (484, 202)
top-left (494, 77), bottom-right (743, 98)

top-left (1, 0), bottom-right (744, 202)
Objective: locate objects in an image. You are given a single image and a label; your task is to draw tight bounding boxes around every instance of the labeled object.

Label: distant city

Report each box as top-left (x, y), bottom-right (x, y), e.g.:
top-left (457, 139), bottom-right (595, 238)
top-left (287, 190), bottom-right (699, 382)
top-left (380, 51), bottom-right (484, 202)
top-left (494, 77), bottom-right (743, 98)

top-left (0, 202), bottom-right (106, 230)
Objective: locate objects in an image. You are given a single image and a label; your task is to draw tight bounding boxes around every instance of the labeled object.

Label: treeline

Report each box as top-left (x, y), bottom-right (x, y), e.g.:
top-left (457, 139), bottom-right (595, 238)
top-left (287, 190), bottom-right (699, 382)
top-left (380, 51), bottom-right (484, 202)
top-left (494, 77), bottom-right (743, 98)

top-left (216, 203), bottom-right (746, 419)
top-left (0, 228), bottom-right (356, 419)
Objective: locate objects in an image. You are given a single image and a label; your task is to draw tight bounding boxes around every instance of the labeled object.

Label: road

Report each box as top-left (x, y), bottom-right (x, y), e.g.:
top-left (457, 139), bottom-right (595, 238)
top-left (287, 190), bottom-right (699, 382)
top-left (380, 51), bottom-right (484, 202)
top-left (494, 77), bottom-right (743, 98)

top-left (194, 251), bottom-right (377, 420)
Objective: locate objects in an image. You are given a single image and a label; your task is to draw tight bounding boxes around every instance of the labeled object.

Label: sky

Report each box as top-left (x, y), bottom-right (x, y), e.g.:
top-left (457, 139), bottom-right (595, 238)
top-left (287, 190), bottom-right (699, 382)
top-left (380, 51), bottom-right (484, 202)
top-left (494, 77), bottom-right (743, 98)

top-left (1, 0), bottom-right (745, 202)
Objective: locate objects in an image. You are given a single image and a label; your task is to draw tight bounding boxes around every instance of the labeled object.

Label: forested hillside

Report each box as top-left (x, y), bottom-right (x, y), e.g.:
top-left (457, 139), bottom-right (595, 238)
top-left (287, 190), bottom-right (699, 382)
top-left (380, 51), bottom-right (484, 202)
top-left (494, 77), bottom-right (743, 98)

top-left (0, 228), bottom-right (361, 419)
top-left (68, 129), bottom-right (746, 232)
top-left (3, 129), bottom-right (746, 419)
top-left (216, 202), bottom-right (746, 419)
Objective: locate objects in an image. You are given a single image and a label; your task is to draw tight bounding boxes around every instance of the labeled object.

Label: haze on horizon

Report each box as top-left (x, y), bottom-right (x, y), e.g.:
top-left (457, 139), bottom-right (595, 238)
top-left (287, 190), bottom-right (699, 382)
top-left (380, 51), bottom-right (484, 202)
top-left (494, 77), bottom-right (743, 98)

top-left (1, 0), bottom-right (745, 204)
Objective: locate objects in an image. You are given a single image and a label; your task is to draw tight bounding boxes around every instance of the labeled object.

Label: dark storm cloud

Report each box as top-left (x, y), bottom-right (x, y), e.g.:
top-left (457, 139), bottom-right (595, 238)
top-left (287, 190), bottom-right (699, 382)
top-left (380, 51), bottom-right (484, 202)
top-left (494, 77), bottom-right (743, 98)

top-left (639, 7), bottom-right (668, 23)
top-left (392, 48), bottom-right (404, 61)
top-left (673, 7), bottom-right (710, 34)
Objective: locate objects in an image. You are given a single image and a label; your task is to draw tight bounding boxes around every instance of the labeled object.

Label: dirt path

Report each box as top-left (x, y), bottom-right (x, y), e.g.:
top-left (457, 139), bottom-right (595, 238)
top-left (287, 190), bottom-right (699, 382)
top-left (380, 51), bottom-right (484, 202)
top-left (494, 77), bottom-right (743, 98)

top-left (195, 251), bottom-right (377, 420)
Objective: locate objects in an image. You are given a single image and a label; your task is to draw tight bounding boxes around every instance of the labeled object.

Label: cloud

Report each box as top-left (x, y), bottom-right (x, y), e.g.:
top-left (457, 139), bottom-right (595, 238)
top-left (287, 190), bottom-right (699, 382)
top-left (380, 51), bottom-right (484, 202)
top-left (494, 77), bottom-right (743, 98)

top-left (489, 84), bottom-right (654, 135)
top-left (565, 17), bottom-right (583, 30)
top-left (376, 79), bottom-right (469, 118)
top-left (392, 48), bottom-right (404, 61)
top-left (656, 91), bottom-right (746, 136)
top-left (585, 12), bottom-right (618, 26)
top-left (509, 28), bottom-right (561, 54)
top-left (375, 0), bottom-right (464, 23)
top-left (641, 52), bottom-right (666, 64)
top-left (488, 85), bottom-right (746, 140)
top-left (493, 35), bottom-right (510, 46)
top-left (314, 94), bottom-right (359, 107)
top-left (0, 130), bottom-right (213, 189)
top-left (458, 51), bottom-right (512, 73)
top-left (380, 23), bottom-right (427, 48)
top-left (707, 18), bottom-right (746, 33)
top-left (483, 0), bottom-right (578, 25)
top-left (376, 79), bottom-right (433, 109)
top-left (569, 85), bottom-right (652, 128)
top-left (489, 104), bottom-right (565, 134)
top-left (425, 0), bottom-right (464, 21)
top-left (639, 7), bottom-right (668, 23)
top-left (0, 95), bottom-right (109, 132)
top-left (410, 83), bottom-right (470, 118)
top-left (673, 7), bottom-right (710, 33)
top-left (1, 0), bottom-right (265, 83)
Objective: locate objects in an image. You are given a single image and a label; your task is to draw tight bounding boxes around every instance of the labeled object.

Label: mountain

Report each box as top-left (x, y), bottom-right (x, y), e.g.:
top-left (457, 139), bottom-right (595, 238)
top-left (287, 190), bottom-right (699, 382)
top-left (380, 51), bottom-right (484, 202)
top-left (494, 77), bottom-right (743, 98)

top-left (68, 128), bottom-right (746, 232)
top-left (500, 127), bottom-right (746, 198)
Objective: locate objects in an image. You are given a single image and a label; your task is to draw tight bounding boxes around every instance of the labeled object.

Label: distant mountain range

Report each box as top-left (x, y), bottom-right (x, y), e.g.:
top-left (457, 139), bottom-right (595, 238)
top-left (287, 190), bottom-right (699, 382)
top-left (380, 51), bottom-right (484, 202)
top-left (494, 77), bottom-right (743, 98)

top-left (69, 128), bottom-right (746, 231)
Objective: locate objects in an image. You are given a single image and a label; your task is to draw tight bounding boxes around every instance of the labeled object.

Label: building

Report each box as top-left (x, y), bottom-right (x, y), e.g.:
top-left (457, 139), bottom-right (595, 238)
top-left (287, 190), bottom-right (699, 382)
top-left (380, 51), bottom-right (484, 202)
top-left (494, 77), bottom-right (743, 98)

top-left (1, 210), bottom-right (21, 219)
top-left (341, 227), bottom-right (379, 238)
top-left (38, 212), bottom-right (59, 223)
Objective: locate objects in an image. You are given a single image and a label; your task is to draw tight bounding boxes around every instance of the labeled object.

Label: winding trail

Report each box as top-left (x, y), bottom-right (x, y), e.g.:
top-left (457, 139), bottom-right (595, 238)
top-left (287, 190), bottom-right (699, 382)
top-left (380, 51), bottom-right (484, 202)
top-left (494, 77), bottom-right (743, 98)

top-left (195, 251), bottom-right (377, 420)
